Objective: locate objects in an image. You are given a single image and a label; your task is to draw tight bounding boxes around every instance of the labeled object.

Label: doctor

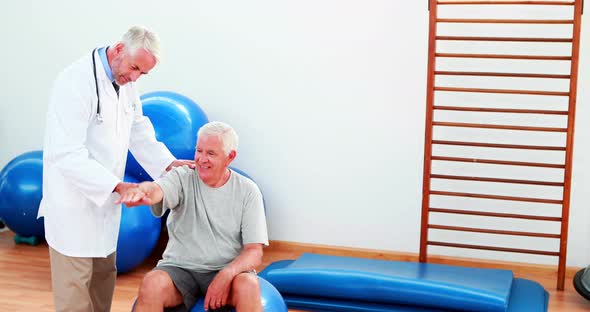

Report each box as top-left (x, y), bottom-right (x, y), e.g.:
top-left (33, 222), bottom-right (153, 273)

top-left (39, 26), bottom-right (192, 312)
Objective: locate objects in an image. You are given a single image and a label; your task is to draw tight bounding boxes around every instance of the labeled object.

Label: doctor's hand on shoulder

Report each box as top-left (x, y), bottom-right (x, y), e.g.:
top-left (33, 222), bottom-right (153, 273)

top-left (166, 159), bottom-right (195, 171)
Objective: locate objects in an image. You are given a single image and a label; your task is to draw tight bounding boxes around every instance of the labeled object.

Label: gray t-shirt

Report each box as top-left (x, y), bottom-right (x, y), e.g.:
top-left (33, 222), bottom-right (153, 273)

top-left (152, 166), bottom-right (269, 272)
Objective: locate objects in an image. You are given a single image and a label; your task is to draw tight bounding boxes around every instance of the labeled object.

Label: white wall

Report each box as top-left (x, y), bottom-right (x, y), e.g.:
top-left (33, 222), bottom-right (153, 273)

top-left (0, 1), bottom-right (588, 266)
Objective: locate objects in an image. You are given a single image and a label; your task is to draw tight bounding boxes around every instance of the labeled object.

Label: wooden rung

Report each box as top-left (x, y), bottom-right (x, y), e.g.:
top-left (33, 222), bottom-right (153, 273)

top-left (428, 224), bottom-right (561, 238)
top-left (433, 121), bottom-right (567, 132)
top-left (429, 207), bottom-right (563, 222)
top-left (427, 241), bottom-right (561, 257)
top-left (431, 174), bottom-right (565, 186)
top-left (435, 71), bottom-right (571, 79)
top-left (437, 1), bottom-right (575, 6)
top-left (430, 190), bottom-right (563, 204)
top-left (435, 87), bottom-right (570, 96)
top-left (437, 18), bottom-right (574, 24)
top-left (432, 156), bottom-right (566, 168)
top-left (436, 36), bottom-right (573, 42)
top-left (436, 53), bottom-right (572, 60)
top-left (432, 139), bottom-right (566, 150)
top-left (433, 106), bottom-right (569, 115)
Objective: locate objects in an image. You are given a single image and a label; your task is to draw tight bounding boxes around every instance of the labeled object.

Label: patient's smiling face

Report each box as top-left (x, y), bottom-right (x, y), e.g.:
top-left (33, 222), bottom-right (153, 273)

top-left (194, 135), bottom-right (235, 187)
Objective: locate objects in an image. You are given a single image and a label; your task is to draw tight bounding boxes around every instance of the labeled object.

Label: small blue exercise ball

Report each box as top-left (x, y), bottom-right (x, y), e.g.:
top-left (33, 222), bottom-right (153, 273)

top-left (190, 277), bottom-right (287, 312)
top-left (116, 174), bottom-right (161, 273)
top-left (126, 91), bottom-right (208, 181)
top-left (0, 151), bottom-right (44, 238)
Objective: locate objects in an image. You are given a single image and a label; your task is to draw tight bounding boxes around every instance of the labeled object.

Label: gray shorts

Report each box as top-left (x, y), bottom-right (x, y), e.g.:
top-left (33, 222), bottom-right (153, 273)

top-left (156, 265), bottom-right (254, 312)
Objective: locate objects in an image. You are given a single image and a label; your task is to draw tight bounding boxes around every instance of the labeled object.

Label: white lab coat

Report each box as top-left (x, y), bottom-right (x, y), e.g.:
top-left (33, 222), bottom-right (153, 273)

top-left (38, 49), bottom-right (175, 257)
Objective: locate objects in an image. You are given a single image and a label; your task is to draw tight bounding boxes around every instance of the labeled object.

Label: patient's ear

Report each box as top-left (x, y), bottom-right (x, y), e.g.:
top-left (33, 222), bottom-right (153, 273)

top-left (228, 150), bottom-right (237, 163)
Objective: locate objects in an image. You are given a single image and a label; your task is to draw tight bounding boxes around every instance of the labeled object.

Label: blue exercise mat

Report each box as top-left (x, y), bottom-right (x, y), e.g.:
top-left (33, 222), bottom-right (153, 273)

top-left (277, 278), bottom-right (547, 312)
top-left (259, 253), bottom-right (548, 312)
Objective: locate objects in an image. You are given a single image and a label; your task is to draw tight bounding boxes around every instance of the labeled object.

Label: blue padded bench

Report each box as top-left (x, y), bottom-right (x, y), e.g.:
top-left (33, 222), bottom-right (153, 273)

top-left (259, 253), bottom-right (548, 312)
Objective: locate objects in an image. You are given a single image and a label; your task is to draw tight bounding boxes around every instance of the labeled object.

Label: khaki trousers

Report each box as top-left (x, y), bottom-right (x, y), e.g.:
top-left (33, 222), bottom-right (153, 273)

top-left (49, 247), bottom-right (117, 312)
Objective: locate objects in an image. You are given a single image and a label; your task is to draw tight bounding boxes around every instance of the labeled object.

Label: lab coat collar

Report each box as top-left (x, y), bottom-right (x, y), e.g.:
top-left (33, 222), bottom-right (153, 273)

top-left (93, 49), bottom-right (119, 100)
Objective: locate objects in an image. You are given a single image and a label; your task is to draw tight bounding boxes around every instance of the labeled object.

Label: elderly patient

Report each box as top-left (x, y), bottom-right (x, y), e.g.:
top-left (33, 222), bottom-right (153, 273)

top-left (118, 121), bottom-right (268, 312)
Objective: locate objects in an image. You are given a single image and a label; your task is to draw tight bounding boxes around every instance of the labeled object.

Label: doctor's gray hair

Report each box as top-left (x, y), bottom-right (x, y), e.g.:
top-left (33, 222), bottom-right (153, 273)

top-left (121, 26), bottom-right (161, 62)
top-left (197, 122), bottom-right (239, 156)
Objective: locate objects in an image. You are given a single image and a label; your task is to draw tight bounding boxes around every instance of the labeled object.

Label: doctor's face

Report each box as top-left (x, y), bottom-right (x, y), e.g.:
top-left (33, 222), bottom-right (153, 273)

top-left (195, 135), bottom-right (236, 187)
top-left (111, 44), bottom-right (156, 85)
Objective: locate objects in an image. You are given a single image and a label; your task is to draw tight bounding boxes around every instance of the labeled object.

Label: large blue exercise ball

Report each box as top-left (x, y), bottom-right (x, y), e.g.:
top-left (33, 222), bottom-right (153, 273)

top-left (190, 277), bottom-right (287, 312)
top-left (0, 151), bottom-right (44, 238)
top-left (116, 174), bottom-right (161, 273)
top-left (126, 91), bottom-right (208, 181)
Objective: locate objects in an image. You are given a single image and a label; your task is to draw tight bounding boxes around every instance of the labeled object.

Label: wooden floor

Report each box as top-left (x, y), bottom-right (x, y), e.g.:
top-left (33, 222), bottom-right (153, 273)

top-left (1, 230), bottom-right (589, 312)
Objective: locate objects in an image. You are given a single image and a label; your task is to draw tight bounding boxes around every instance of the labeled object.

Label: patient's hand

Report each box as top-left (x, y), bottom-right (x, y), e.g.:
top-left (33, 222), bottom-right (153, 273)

top-left (204, 269), bottom-right (233, 311)
top-left (115, 186), bottom-right (151, 207)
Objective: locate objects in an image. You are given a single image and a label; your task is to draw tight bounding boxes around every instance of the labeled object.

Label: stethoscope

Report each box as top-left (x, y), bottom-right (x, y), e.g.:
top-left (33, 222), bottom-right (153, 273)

top-left (91, 48), bottom-right (104, 123)
top-left (92, 48), bottom-right (133, 123)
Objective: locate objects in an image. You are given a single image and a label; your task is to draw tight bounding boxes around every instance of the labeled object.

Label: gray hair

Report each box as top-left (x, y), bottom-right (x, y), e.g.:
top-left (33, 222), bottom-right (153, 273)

top-left (197, 121), bottom-right (239, 155)
top-left (120, 26), bottom-right (161, 63)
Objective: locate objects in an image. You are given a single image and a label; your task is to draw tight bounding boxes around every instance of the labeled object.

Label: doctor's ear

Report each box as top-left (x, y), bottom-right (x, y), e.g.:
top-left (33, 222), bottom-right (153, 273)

top-left (113, 42), bottom-right (125, 55)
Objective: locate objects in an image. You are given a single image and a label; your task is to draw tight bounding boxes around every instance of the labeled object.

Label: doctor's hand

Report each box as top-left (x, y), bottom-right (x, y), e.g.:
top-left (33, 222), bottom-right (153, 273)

top-left (113, 182), bottom-right (138, 194)
top-left (114, 186), bottom-right (151, 207)
top-left (166, 159), bottom-right (195, 171)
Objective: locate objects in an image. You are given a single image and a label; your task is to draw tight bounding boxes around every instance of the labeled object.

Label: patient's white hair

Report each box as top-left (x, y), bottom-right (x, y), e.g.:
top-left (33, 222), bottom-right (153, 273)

top-left (197, 121), bottom-right (239, 155)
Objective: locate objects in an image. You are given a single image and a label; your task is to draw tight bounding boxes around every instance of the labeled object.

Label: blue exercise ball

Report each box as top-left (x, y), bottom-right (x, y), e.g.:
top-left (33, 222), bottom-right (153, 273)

top-left (0, 151), bottom-right (44, 238)
top-left (116, 174), bottom-right (161, 273)
top-left (190, 277), bottom-right (287, 312)
top-left (126, 91), bottom-right (208, 181)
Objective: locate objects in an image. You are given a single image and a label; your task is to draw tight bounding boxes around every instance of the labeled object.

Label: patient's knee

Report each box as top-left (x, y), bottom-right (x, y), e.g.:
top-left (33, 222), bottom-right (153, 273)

top-left (138, 270), bottom-right (175, 300)
top-left (232, 273), bottom-right (260, 297)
